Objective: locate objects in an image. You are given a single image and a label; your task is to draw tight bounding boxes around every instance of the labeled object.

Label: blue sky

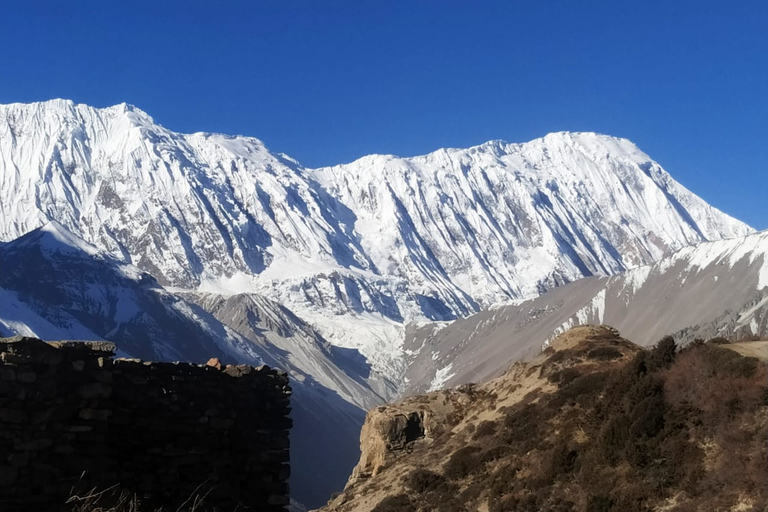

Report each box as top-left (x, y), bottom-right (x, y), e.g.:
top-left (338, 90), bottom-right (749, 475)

top-left (1, 0), bottom-right (766, 228)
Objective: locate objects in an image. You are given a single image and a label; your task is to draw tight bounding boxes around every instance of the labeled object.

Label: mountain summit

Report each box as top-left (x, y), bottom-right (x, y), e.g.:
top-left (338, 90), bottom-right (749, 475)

top-left (314, 131), bottom-right (751, 308)
top-left (0, 100), bottom-right (753, 378)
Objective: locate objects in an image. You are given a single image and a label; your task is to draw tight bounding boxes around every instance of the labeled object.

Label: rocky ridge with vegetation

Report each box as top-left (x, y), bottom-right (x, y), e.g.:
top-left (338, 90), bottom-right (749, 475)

top-left (320, 326), bottom-right (768, 512)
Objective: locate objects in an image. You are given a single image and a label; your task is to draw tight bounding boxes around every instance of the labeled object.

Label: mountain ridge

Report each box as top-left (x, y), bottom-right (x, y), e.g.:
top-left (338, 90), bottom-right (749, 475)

top-left (0, 99), bottom-right (753, 380)
top-left (402, 229), bottom-right (768, 395)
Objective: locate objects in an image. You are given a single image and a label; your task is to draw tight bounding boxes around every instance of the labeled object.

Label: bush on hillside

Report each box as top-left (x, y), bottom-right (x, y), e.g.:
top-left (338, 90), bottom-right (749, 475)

top-left (587, 347), bottom-right (623, 361)
top-left (650, 335), bottom-right (677, 369)
top-left (443, 446), bottom-right (482, 480)
top-left (405, 468), bottom-right (452, 495)
top-left (371, 494), bottom-right (415, 512)
top-left (472, 419), bottom-right (497, 439)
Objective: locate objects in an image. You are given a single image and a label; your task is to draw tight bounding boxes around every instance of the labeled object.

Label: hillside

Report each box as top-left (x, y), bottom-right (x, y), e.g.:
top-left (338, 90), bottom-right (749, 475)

top-left (321, 326), bottom-right (768, 512)
top-left (404, 230), bottom-right (768, 394)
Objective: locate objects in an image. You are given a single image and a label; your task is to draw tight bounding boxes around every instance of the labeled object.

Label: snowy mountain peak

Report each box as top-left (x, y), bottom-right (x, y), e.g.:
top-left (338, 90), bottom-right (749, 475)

top-left (314, 129), bottom-right (750, 304)
top-left (9, 220), bottom-right (100, 257)
top-left (0, 98), bottom-right (153, 121)
top-left (0, 100), bottom-right (754, 378)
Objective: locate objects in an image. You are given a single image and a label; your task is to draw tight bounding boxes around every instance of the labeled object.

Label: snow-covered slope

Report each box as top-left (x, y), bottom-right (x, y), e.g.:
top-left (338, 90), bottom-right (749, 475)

top-left (403, 230), bottom-right (768, 394)
top-left (0, 221), bottom-right (257, 361)
top-left (314, 133), bottom-right (751, 306)
top-left (0, 100), bottom-right (753, 380)
top-left (0, 100), bottom-right (373, 288)
top-left (179, 291), bottom-right (396, 409)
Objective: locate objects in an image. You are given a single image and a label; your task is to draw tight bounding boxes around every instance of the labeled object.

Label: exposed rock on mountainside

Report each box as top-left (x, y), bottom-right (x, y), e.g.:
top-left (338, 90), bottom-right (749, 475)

top-left (322, 326), bottom-right (768, 512)
top-left (0, 100), bottom-right (753, 379)
top-left (404, 230), bottom-right (768, 394)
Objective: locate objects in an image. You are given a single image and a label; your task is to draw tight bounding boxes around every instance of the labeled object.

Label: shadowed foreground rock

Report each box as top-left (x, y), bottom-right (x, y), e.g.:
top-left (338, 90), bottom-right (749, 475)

top-left (0, 336), bottom-right (292, 512)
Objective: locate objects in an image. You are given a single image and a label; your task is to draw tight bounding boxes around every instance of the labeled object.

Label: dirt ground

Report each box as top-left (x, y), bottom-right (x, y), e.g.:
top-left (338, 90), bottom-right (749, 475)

top-left (722, 341), bottom-right (768, 361)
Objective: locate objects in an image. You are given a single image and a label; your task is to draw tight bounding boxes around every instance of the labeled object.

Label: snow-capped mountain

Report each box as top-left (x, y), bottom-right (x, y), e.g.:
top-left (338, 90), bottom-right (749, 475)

top-left (0, 221), bottom-right (254, 361)
top-left (314, 133), bottom-right (750, 305)
top-left (0, 100), bottom-right (752, 381)
top-left (403, 230), bottom-right (768, 395)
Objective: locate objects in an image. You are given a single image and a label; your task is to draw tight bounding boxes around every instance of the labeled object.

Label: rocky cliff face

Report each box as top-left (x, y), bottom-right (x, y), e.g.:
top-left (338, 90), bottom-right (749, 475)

top-left (321, 326), bottom-right (768, 512)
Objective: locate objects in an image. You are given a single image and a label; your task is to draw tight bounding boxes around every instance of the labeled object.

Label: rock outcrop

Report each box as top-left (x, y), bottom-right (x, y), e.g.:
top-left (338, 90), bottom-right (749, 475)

top-left (320, 326), bottom-right (768, 512)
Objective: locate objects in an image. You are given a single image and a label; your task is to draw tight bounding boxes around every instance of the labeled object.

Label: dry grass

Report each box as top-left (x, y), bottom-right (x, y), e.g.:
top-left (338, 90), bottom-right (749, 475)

top-left (67, 481), bottom-right (212, 512)
top-left (341, 331), bottom-right (768, 512)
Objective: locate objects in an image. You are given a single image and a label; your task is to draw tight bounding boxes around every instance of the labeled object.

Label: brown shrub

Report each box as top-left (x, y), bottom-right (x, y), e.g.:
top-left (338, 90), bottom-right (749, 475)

top-left (371, 494), bottom-right (415, 512)
top-left (664, 347), bottom-right (766, 422)
top-left (550, 371), bottom-right (609, 407)
top-left (656, 433), bottom-right (704, 491)
top-left (443, 446), bottom-right (482, 480)
top-left (548, 367), bottom-right (582, 386)
top-left (599, 414), bottom-right (630, 464)
top-left (478, 443), bottom-right (512, 464)
top-left (500, 403), bottom-right (545, 454)
top-left (586, 495), bottom-right (614, 512)
top-left (544, 441), bottom-right (578, 482)
top-left (649, 335), bottom-right (677, 369)
top-left (628, 394), bottom-right (665, 439)
top-left (459, 482), bottom-right (483, 503)
top-left (405, 468), bottom-right (452, 495)
top-left (587, 347), bottom-right (623, 361)
top-left (472, 419), bottom-right (497, 439)
top-left (485, 462), bottom-right (521, 501)
top-left (547, 350), bottom-right (569, 363)
top-left (489, 493), bottom-right (538, 512)
top-left (610, 483), bottom-right (652, 512)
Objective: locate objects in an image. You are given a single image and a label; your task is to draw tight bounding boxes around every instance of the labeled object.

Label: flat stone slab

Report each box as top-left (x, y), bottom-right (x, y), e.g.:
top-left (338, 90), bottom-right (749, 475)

top-left (0, 336), bottom-right (65, 364)
top-left (46, 341), bottom-right (117, 354)
top-left (0, 337), bottom-right (116, 362)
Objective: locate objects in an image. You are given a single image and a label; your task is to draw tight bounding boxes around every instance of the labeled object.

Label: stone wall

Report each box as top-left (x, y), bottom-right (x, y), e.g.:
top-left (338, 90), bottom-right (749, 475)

top-left (0, 336), bottom-right (292, 512)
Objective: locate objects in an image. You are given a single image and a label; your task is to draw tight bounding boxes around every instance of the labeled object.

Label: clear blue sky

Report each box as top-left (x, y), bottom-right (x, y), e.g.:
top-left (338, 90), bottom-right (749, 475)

top-left (1, 1), bottom-right (766, 228)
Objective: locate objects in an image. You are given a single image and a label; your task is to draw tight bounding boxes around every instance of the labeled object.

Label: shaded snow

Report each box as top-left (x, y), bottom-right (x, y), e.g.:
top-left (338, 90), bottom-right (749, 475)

top-left (0, 287), bottom-right (103, 340)
top-left (428, 363), bottom-right (456, 392)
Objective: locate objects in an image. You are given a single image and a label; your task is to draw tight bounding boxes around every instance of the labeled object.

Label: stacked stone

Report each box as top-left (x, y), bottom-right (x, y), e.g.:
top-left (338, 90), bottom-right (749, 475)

top-left (108, 358), bottom-right (292, 510)
top-left (0, 337), bottom-right (115, 510)
top-left (0, 336), bottom-right (292, 512)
